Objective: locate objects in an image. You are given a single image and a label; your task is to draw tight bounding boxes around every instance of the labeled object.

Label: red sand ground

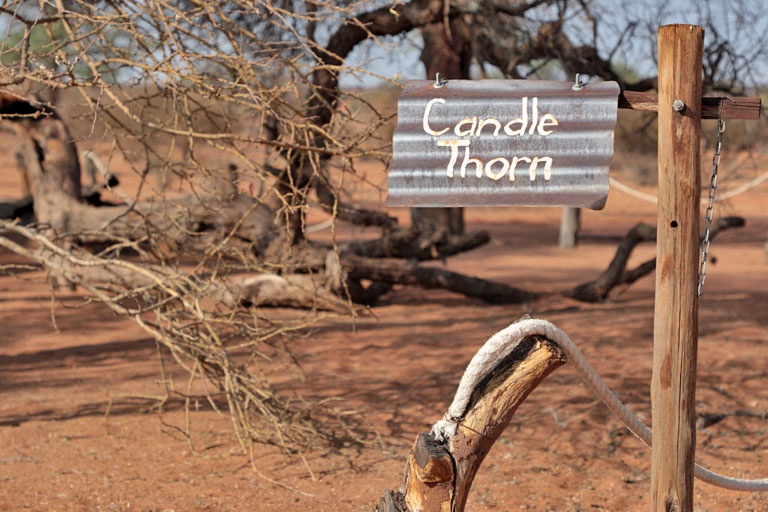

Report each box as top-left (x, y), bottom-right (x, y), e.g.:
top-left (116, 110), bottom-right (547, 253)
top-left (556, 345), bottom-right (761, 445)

top-left (1, 139), bottom-right (767, 511)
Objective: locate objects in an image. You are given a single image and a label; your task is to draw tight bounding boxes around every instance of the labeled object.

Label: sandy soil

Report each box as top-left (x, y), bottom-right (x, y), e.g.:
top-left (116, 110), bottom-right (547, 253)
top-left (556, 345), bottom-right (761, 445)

top-left (1, 136), bottom-right (767, 511)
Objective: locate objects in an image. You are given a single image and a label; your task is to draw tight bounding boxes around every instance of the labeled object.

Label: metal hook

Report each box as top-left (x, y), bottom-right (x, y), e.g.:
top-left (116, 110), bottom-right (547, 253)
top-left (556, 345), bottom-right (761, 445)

top-left (572, 73), bottom-right (585, 91)
top-left (434, 72), bottom-right (447, 88)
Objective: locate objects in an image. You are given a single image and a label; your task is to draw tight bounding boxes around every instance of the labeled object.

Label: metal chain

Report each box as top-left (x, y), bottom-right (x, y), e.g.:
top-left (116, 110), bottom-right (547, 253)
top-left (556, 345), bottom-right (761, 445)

top-left (697, 119), bottom-right (726, 296)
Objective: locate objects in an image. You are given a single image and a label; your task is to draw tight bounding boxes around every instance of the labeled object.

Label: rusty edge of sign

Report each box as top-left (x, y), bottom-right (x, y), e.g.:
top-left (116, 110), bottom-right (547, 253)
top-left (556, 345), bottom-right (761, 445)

top-left (386, 79), bottom-right (620, 210)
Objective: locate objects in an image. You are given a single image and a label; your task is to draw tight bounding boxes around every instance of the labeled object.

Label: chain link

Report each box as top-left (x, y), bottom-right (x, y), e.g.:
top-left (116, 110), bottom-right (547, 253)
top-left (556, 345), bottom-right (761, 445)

top-left (697, 119), bottom-right (726, 296)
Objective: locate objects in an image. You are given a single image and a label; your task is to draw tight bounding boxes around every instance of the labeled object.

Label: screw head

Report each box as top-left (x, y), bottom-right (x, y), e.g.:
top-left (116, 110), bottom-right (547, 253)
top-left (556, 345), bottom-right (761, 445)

top-left (673, 100), bottom-right (685, 112)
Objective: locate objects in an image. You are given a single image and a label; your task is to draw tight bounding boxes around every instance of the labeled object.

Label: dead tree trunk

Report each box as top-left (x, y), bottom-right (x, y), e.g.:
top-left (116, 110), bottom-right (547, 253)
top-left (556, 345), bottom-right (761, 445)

top-left (2, 94), bottom-right (82, 233)
top-left (1, 92), bottom-right (275, 251)
top-left (410, 21), bottom-right (473, 239)
top-left (375, 329), bottom-right (566, 511)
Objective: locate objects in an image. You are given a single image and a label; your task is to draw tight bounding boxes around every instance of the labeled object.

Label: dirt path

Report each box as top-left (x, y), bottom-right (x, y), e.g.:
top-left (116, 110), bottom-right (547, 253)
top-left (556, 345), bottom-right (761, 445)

top-left (2, 169), bottom-right (767, 510)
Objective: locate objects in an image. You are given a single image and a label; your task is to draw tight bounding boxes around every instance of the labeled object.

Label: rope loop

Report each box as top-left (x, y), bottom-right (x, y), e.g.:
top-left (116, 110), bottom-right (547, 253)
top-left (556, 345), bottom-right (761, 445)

top-left (433, 319), bottom-right (768, 492)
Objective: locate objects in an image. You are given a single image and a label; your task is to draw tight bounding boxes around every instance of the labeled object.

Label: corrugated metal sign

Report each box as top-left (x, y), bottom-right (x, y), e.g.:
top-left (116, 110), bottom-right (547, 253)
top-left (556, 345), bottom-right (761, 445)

top-left (386, 79), bottom-right (620, 210)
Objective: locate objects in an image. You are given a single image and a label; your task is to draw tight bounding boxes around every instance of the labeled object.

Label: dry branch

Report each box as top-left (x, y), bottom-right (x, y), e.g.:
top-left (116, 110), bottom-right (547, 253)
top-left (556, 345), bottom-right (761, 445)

top-left (0, 220), bottom-right (340, 446)
top-left (567, 217), bottom-right (745, 302)
top-left (340, 226), bottom-right (491, 261)
top-left (375, 329), bottom-right (567, 512)
top-left (342, 254), bottom-right (537, 304)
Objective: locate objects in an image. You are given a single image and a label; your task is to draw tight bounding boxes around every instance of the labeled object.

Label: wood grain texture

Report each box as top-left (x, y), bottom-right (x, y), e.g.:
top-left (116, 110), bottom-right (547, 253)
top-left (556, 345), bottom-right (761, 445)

top-left (651, 24), bottom-right (703, 512)
top-left (448, 336), bottom-right (565, 511)
top-left (619, 91), bottom-right (760, 120)
top-left (374, 332), bottom-right (566, 512)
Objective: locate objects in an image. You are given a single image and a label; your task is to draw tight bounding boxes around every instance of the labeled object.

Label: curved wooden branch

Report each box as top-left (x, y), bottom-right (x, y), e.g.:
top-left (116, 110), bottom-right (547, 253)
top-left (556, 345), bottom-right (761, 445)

top-left (566, 222), bottom-right (657, 301)
top-left (310, 0), bottom-right (447, 126)
top-left (567, 217), bottom-right (745, 302)
top-left (376, 333), bottom-right (566, 512)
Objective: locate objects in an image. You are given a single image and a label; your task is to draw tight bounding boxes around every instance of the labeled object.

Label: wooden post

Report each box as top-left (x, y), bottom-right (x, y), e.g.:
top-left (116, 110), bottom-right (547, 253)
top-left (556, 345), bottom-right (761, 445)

top-left (651, 25), bottom-right (703, 512)
top-left (558, 207), bottom-right (581, 248)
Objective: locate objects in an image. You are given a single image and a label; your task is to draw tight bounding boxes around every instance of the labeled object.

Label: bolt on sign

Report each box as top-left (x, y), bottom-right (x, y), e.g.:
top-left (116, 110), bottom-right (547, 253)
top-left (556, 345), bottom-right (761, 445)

top-left (386, 80), bottom-right (620, 210)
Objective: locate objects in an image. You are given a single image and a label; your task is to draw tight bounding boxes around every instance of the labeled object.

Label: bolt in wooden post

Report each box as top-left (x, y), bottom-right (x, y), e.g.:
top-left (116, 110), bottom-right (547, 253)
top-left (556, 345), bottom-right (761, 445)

top-left (651, 24), bottom-right (704, 512)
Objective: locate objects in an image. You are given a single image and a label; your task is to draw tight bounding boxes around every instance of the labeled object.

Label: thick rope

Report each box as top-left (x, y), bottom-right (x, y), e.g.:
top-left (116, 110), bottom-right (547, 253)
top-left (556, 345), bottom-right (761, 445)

top-left (431, 318), bottom-right (768, 492)
top-left (610, 174), bottom-right (768, 204)
top-left (609, 177), bottom-right (658, 203)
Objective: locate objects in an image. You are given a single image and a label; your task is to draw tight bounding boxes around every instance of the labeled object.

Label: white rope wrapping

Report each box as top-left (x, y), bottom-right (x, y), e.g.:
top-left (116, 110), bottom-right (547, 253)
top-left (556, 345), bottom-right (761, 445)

top-left (431, 318), bottom-right (768, 492)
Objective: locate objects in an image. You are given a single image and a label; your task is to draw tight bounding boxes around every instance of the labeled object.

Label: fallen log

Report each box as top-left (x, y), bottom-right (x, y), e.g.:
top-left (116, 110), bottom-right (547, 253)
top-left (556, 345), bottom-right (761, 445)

top-left (0, 221), bottom-right (351, 312)
top-left (342, 254), bottom-right (538, 304)
top-left (567, 216), bottom-right (745, 302)
top-left (340, 226), bottom-right (490, 261)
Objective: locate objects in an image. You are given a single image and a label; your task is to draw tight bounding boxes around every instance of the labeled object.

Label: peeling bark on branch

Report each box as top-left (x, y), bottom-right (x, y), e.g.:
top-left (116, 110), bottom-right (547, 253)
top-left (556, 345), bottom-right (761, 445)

top-left (0, 222), bottom-right (351, 312)
top-left (375, 328), bottom-right (567, 511)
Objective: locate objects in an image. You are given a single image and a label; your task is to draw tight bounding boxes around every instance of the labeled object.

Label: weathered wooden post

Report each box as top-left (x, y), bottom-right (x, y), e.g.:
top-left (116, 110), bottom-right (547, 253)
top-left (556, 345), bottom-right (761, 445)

top-left (650, 25), bottom-right (703, 512)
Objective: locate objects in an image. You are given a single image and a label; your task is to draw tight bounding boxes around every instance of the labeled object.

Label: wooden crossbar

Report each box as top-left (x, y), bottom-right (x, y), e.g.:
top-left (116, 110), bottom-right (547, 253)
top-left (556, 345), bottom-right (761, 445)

top-left (619, 90), bottom-right (761, 119)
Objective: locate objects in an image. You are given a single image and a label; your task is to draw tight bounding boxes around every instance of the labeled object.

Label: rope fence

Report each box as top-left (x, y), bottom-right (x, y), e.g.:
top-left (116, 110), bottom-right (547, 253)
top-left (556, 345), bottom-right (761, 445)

top-left (610, 171), bottom-right (768, 204)
top-left (432, 318), bottom-right (768, 492)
